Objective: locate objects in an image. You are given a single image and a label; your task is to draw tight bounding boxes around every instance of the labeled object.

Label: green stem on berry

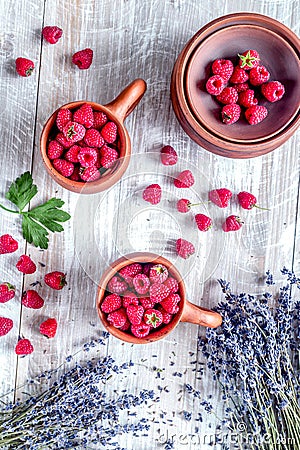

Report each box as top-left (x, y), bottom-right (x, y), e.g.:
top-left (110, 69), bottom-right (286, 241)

top-left (0, 203), bottom-right (19, 214)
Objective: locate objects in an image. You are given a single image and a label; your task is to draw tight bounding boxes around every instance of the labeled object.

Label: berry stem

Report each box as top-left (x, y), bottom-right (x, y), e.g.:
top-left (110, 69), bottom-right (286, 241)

top-left (254, 205), bottom-right (270, 211)
top-left (0, 203), bottom-right (19, 214)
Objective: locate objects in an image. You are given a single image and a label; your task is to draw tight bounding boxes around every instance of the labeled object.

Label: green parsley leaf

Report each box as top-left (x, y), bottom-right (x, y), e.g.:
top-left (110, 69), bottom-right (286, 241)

top-left (6, 172), bottom-right (38, 212)
top-left (22, 215), bottom-right (49, 249)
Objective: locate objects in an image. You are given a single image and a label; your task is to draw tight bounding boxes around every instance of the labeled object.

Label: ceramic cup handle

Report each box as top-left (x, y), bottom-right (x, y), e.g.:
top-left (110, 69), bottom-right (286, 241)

top-left (104, 78), bottom-right (147, 122)
top-left (181, 300), bottom-right (222, 328)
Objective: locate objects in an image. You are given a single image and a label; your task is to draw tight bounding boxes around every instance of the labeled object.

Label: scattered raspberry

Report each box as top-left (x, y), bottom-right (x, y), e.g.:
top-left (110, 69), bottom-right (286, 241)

top-left (216, 87), bottom-right (238, 105)
top-left (177, 198), bottom-right (192, 213)
top-left (44, 271), bottom-right (67, 290)
top-left (100, 145), bottom-right (119, 169)
top-left (93, 111), bottom-right (107, 128)
top-left (261, 81), bottom-right (285, 102)
top-left (79, 166), bottom-right (101, 182)
top-left (234, 82), bottom-right (249, 93)
top-left (56, 132), bottom-right (74, 148)
top-left (174, 170), bottom-right (194, 188)
top-left (238, 89), bottom-right (258, 108)
top-left (206, 75), bottom-right (226, 95)
top-left (101, 122), bottom-right (118, 144)
top-left (143, 184), bottom-right (162, 205)
top-left (0, 283), bottom-right (15, 303)
top-left (156, 305), bottom-right (173, 324)
top-left (149, 283), bottom-right (170, 302)
top-left (77, 147), bottom-right (98, 168)
top-left (16, 255), bottom-right (36, 274)
top-left (164, 277), bottom-right (179, 294)
top-left (39, 318), bottom-right (58, 338)
top-left (119, 263), bottom-right (143, 285)
top-left (122, 292), bottom-right (139, 307)
top-left (139, 297), bottom-right (156, 309)
top-left (160, 294), bottom-right (181, 314)
top-left (0, 234), bottom-right (18, 254)
top-left (101, 294), bottom-right (122, 313)
top-left (127, 304), bottom-right (144, 325)
top-left (238, 50), bottom-right (260, 70)
top-left (221, 104), bottom-right (241, 124)
top-left (222, 215), bottom-right (244, 232)
top-left (42, 26), bottom-right (63, 44)
top-left (53, 158), bottom-right (74, 177)
top-left (15, 338), bottom-right (34, 355)
top-left (0, 317), bottom-right (13, 336)
top-left (56, 109), bottom-right (72, 132)
top-left (84, 129), bottom-right (104, 147)
top-left (229, 67), bottom-right (249, 84)
top-left (160, 145), bottom-right (178, 166)
top-left (144, 309), bottom-right (163, 328)
top-left (62, 121), bottom-right (86, 144)
top-left (107, 276), bottom-right (128, 294)
top-left (237, 191), bottom-right (259, 210)
top-left (195, 213), bottom-right (212, 231)
top-left (133, 274), bottom-right (150, 295)
top-left (209, 188), bottom-right (232, 208)
top-left (15, 57), bottom-right (34, 77)
top-left (176, 238), bottom-right (195, 259)
top-left (64, 145), bottom-right (81, 163)
top-left (211, 59), bottom-right (234, 82)
top-left (107, 308), bottom-right (127, 328)
top-left (245, 105), bottom-right (268, 125)
top-left (73, 103), bottom-right (94, 128)
top-left (131, 322), bottom-right (151, 338)
top-left (22, 290), bottom-right (44, 309)
top-left (249, 65), bottom-right (270, 86)
top-left (149, 264), bottom-right (168, 284)
top-left (47, 140), bottom-right (64, 159)
top-left (72, 48), bottom-right (93, 70)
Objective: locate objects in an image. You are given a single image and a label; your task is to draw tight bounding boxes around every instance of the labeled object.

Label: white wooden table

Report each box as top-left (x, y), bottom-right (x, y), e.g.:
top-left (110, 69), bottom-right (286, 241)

top-left (0, 1), bottom-right (299, 449)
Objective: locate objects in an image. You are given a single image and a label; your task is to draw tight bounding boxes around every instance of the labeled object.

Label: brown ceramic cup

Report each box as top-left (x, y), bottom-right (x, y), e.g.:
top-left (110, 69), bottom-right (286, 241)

top-left (40, 79), bottom-right (147, 194)
top-left (96, 252), bottom-right (222, 344)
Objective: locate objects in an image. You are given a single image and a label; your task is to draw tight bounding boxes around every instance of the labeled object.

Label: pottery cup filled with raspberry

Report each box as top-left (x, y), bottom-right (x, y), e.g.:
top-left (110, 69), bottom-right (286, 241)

top-left (40, 79), bottom-right (147, 194)
top-left (96, 252), bottom-right (222, 344)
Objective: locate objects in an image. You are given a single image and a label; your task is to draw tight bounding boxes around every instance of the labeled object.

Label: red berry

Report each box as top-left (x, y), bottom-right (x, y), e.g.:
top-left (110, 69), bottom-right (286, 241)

top-left (107, 308), bottom-right (127, 328)
top-left (249, 65), bottom-right (270, 86)
top-left (229, 67), bottom-right (249, 84)
top-left (237, 191), bottom-right (258, 210)
top-left (216, 87), bottom-right (238, 105)
top-left (209, 188), bottom-right (232, 208)
top-left (16, 255), bottom-right (36, 274)
top-left (79, 166), bottom-right (101, 182)
top-left (22, 290), bottom-right (44, 309)
top-left (39, 318), bottom-right (58, 338)
top-left (133, 274), bottom-right (150, 295)
top-left (238, 50), bottom-right (260, 70)
top-left (156, 305), bottom-right (173, 324)
top-left (0, 234), bottom-right (18, 254)
top-left (119, 263), bottom-right (143, 285)
top-left (42, 26), bottom-right (63, 44)
top-left (234, 82), bottom-right (249, 93)
top-left (122, 292), bottom-right (139, 308)
top-left (261, 81), bottom-right (285, 102)
top-left (56, 109), bottom-right (72, 132)
top-left (139, 297), bottom-right (156, 309)
top-left (73, 103), bottom-right (94, 128)
top-left (221, 104), bottom-right (241, 124)
top-left (142, 263), bottom-right (154, 277)
top-left (69, 165), bottom-right (81, 181)
top-left (160, 293), bottom-right (181, 314)
top-left (52, 158), bottom-right (74, 177)
top-left (77, 147), bottom-right (98, 168)
top-left (176, 238), bottom-right (195, 259)
top-left (64, 145), bottom-right (81, 163)
top-left (101, 122), bottom-right (118, 144)
top-left (119, 318), bottom-right (131, 331)
top-left (238, 89), bottom-right (258, 108)
top-left (15, 338), bottom-right (34, 355)
top-left (101, 294), bottom-right (122, 313)
top-left (15, 57), bottom-right (34, 77)
top-left (222, 215), bottom-right (243, 232)
top-left (56, 132), bottom-right (74, 148)
top-left (47, 140), bottom-right (64, 159)
top-left (131, 322), bottom-right (151, 338)
top-left (177, 199), bottom-right (191, 213)
top-left (0, 283), bottom-right (15, 303)
top-left (174, 170), bottom-right (194, 188)
top-left (127, 304), bottom-right (144, 325)
top-left (149, 264), bottom-right (168, 284)
top-left (206, 75), bottom-right (226, 95)
top-left (149, 283), bottom-right (170, 302)
top-left (84, 129), bottom-right (104, 147)
top-left (143, 184), bottom-right (162, 205)
top-left (93, 111), bottom-right (107, 128)
top-left (163, 277), bottom-right (179, 294)
top-left (144, 308), bottom-right (163, 328)
top-left (63, 121), bottom-right (86, 144)
top-left (72, 48), bottom-right (93, 70)
top-left (245, 105), bottom-right (268, 125)
top-left (107, 276), bottom-right (128, 294)
top-left (160, 145), bottom-right (178, 166)
top-left (211, 59), bottom-right (234, 82)
top-left (44, 271), bottom-right (67, 290)
top-left (100, 145), bottom-right (119, 168)
top-left (0, 317), bottom-right (13, 336)
top-left (195, 213), bottom-right (212, 231)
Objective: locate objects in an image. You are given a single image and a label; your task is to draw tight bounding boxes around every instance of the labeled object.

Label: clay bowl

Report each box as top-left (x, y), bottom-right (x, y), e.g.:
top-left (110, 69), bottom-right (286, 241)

top-left (96, 252), bottom-right (222, 344)
top-left (171, 13), bottom-right (300, 158)
top-left (40, 79), bottom-right (147, 194)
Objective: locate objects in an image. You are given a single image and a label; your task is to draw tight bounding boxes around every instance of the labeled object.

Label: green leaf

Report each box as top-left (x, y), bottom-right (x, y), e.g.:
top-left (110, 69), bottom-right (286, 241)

top-left (6, 172), bottom-right (38, 212)
top-left (22, 215), bottom-right (49, 249)
top-left (28, 199), bottom-right (71, 223)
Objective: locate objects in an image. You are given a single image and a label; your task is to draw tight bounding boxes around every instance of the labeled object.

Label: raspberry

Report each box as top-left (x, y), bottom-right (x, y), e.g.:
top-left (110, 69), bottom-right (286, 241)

top-left (237, 191), bottom-right (258, 210)
top-left (195, 213), bottom-right (212, 231)
top-left (156, 305), bottom-right (173, 324)
top-left (234, 82), bottom-right (249, 93)
top-left (119, 319), bottom-right (131, 331)
top-left (238, 50), bottom-right (260, 70)
top-left (149, 283), bottom-right (170, 302)
top-left (160, 145), bottom-right (178, 166)
top-left (84, 129), bottom-right (104, 147)
top-left (0, 283), bottom-right (15, 303)
top-left (101, 294), bottom-right (122, 313)
top-left (221, 104), bottom-right (241, 124)
top-left (131, 322), bottom-right (151, 338)
top-left (139, 297), bottom-right (156, 309)
top-left (238, 89), bottom-right (258, 108)
top-left (16, 255), bottom-right (36, 274)
top-left (107, 276), bottom-right (128, 294)
top-left (205, 75), bottom-right (226, 95)
top-left (211, 59), bottom-right (234, 82)
top-left (149, 264), bottom-right (168, 284)
top-left (209, 188), bottom-right (232, 208)
top-left (164, 277), bottom-right (179, 294)
top-left (144, 308), bottom-right (163, 328)
top-left (93, 111), bottom-right (107, 128)
top-left (78, 147), bottom-right (98, 168)
top-left (44, 271), bottom-right (67, 290)
top-left (73, 103), bottom-right (94, 128)
top-left (174, 170), bottom-right (194, 188)
top-left (72, 48), bottom-right (93, 70)
top-left (15, 57), bottom-right (34, 77)
top-left (53, 158), bottom-right (74, 177)
top-left (143, 184), bottom-right (162, 205)
top-left (101, 122), bottom-right (118, 143)
top-left (176, 238), bottom-right (195, 259)
top-left (133, 274), bottom-right (150, 295)
top-left (119, 263), bottom-right (143, 285)
top-left (70, 166), bottom-right (81, 181)
top-left (47, 140), bottom-right (64, 159)
top-left (56, 109), bottom-right (72, 132)
top-left (15, 338), bottom-right (34, 355)
top-left (177, 198), bottom-right (191, 213)
top-left (107, 308), bottom-right (127, 328)
top-left (63, 121), bottom-right (86, 144)
top-left (22, 290), bottom-right (44, 309)
top-left (127, 304), bottom-right (144, 325)
top-left (100, 145), bottom-right (119, 169)
top-left (39, 318), bottom-right (58, 338)
top-left (64, 145), bottom-right (80, 163)
top-left (0, 317), bottom-right (13, 336)
top-left (56, 132), bottom-right (74, 148)
top-left (160, 294), bottom-right (181, 314)
top-left (245, 105), bottom-right (268, 125)
top-left (223, 215), bottom-right (244, 232)
top-left (42, 26), bottom-right (63, 44)
top-left (0, 234), bottom-right (18, 254)
top-left (229, 67), bottom-right (249, 84)
top-left (249, 65), bottom-right (270, 86)
top-left (261, 81), bottom-right (285, 102)
top-left (79, 166), bottom-right (101, 182)
top-left (122, 292), bottom-right (139, 308)
top-left (216, 87), bottom-right (238, 105)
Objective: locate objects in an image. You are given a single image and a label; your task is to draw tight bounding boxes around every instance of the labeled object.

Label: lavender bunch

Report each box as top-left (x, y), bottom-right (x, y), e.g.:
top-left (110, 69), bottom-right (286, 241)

top-left (191, 268), bottom-right (300, 450)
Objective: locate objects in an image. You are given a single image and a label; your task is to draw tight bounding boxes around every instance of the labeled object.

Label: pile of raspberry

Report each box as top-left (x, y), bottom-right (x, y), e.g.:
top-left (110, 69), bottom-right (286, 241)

top-left (101, 262), bottom-right (181, 338)
top-left (46, 103), bottom-right (120, 182)
top-left (205, 49), bottom-right (285, 125)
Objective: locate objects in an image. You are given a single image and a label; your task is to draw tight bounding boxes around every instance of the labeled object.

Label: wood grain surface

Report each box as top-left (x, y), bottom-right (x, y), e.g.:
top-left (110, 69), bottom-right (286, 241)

top-left (0, 0), bottom-right (299, 449)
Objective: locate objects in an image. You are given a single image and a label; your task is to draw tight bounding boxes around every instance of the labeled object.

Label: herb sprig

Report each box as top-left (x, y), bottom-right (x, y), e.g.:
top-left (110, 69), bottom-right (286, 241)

top-left (0, 172), bottom-right (71, 249)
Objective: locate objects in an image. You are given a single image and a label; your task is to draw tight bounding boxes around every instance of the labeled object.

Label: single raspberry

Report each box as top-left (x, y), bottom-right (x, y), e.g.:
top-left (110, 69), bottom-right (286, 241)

top-left (160, 145), bottom-right (178, 166)
top-left (42, 26), bottom-right (63, 44)
top-left (79, 166), bottom-right (101, 182)
top-left (53, 158), bottom-right (74, 177)
top-left (164, 277), bottom-right (179, 294)
top-left (69, 165), bottom-right (81, 181)
top-left (261, 81), bottom-right (285, 102)
top-left (56, 132), bottom-right (74, 148)
top-left (139, 297), bottom-right (156, 309)
top-left (229, 67), bottom-right (249, 84)
top-left (143, 184), bottom-right (162, 205)
top-left (209, 188), bottom-right (232, 208)
top-left (78, 147), bottom-right (98, 168)
top-left (119, 263), bottom-right (143, 285)
top-left (0, 283), bottom-right (16, 303)
top-left (107, 308), bottom-right (127, 328)
top-left (176, 238), bottom-right (195, 259)
top-left (149, 264), bottom-right (169, 284)
top-left (174, 170), bottom-right (194, 188)
top-left (100, 145), bottom-right (119, 169)
top-left (234, 82), bottom-right (249, 93)
top-left (122, 292), bottom-right (139, 307)
top-left (249, 65), bottom-right (270, 86)
top-left (238, 89), bottom-right (258, 108)
top-left (0, 317), bottom-right (13, 336)
top-left (72, 48), bottom-right (93, 70)
top-left (0, 234), bottom-right (18, 254)
top-left (44, 271), bottom-right (67, 290)
top-left (156, 305), bottom-right (173, 324)
top-left (93, 111), bottom-right (107, 128)
top-left (39, 318), bottom-right (58, 338)
top-left (195, 213), bottom-right (212, 231)
top-left (131, 322), bottom-right (151, 338)
top-left (84, 129), bottom-right (104, 147)
top-left (101, 294), bottom-right (122, 313)
top-left (62, 121), bottom-right (86, 144)
top-left (47, 140), bottom-right (64, 159)
top-left (222, 215), bottom-right (244, 232)
top-left (15, 57), bottom-right (34, 77)
top-left (16, 255), bottom-right (36, 274)
top-left (245, 105), bottom-right (268, 125)
top-left (144, 308), bottom-right (163, 328)
top-left (127, 304), bottom-right (144, 325)
top-left (237, 191), bottom-right (263, 210)
top-left (56, 109), bottom-right (72, 132)
top-left (73, 103), bottom-right (94, 128)
top-left (119, 319), bottom-right (131, 331)
top-left (149, 283), bottom-right (170, 302)
top-left (211, 59), bottom-right (234, 82)
top-left (238, 50), bottom-right (260, 70)
top-left (64, 145), bottom-right (80, 163)
top-left (107, 276), bottom-right (128, 294)
top-left (177, 199), bottom-right (191, 213)
top-left (101, 122), bottom-right (118, 143)
top-left (133, 274), bottom-right (150, 295)
top-left (160, 293), bottom-right (181, 314)
top-left (15, 338), bottom-right (34, 355)
top-left (221, 104), bottom-right (241, 125)
top-left (205, 75), bottom-right (226, 95)
top-left (216, 87), bottom-right (238, 105)
top-left (22, 290), bottom-right (44, 309)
